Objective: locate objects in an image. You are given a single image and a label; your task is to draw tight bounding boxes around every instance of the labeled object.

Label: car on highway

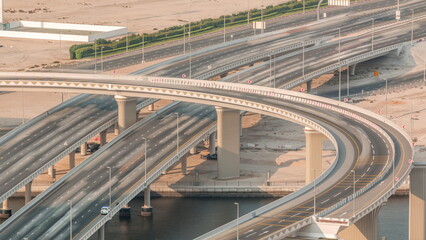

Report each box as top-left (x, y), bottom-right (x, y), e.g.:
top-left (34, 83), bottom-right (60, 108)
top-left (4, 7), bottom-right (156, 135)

top-left (100, 206), bottom-right (110, 215)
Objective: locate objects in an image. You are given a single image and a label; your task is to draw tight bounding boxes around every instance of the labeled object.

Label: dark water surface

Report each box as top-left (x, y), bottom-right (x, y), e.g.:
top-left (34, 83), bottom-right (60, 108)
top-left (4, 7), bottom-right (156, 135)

top-left (3, 196), bottom-right (408, 240)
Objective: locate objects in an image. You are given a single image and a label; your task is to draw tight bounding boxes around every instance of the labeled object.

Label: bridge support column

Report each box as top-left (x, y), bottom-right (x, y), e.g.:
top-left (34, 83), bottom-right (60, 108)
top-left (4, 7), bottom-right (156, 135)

top-left (25, 181), bottom-right (32, 204)
top-left (306, 80), bottom-right (313, 93)
top-left (115, 95), bottom-right (137, 134)
top-left (80, 142), bottom-right (87, 156)
top-left (115, 95), bottom-right (137, 218)
top-left (0, 199), bottom-right (11, 219)
top-left (99, 130), bottom-right (107, 147)
top-left (304, 127), bottom-right (325, 184)
top-left (148, 103), bottom-right (155, 111)
top-left (48, 165), bottom-right (56, 182)
top-left (215, 107), bottom-right (240, 179)
top-left (409, 163), bottom-right (426, 240)
top-left (181, 154), bottom-right (188, 175)
top-left (97, 224), bottom-right (105, 240)
top-left (189, 146), bottom-right (197, 155)
top-left (339, 207), bottom-right (381, 240)
top-left (240, 114), bottom-right (243, 137)
top-left (141, 185), bottom-right (153, 217)
top-left (349, 64), bottom-right (357, 76)
top-left (114, 123), bottom-right (119, 136)
top-left (69, 151), bottom-right (75, 169)
top-left (209, 132), bottom-right (216, 154)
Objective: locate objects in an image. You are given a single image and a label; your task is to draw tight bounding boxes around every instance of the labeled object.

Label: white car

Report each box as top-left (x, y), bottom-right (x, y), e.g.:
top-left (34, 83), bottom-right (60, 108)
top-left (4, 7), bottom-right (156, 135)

top-left (100, 206), bottom-right (110, 215)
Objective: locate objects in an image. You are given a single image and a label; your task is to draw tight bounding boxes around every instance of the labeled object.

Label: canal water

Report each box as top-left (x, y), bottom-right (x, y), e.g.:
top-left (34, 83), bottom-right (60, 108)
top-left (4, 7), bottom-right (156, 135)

top-left (3, 196), bottom-right (408, 239)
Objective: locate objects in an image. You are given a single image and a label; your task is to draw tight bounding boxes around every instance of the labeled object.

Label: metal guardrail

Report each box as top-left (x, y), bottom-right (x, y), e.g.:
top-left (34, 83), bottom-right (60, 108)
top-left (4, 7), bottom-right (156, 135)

top-left (283, 42), bottom-right (407, 90)
top-left (0, 97), bottom-right (157, 203)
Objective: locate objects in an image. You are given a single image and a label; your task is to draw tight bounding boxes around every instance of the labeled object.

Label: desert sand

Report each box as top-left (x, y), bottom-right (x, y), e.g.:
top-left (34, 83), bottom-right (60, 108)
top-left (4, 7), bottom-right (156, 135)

top-left (0, 0), bottom-right (291, 71)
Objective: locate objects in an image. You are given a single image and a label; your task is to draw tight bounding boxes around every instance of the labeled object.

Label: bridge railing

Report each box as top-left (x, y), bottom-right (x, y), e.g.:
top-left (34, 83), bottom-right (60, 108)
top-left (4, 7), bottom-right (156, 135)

top-left (0, 97), bottom-right (157, 203)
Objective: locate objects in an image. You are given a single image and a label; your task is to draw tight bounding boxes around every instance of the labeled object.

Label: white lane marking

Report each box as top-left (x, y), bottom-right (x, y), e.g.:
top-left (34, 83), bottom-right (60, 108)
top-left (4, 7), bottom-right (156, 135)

top-left (333, 192), bottom-right (341, 198)
top-left (321, 199), bottom-right (330, 204)
top-left (262, 225), bottom-right (272, 230)
top-left (259, 231), bottom-right (270, 236)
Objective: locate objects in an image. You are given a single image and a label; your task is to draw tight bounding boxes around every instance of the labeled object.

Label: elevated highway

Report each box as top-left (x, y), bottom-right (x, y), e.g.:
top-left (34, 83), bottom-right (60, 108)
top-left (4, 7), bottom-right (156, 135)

top-left (0, 74), bottom-right (413, 240)
top-left (0, 0), bottom-right (422, 238)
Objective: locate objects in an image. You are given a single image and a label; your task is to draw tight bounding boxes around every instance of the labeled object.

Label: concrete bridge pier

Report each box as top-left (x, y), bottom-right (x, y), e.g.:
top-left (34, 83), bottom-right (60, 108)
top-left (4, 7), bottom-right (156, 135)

top-left (0, 0), bottom-right (3, 25)
top-left (215, 107), bottom-right (240, 179)
top-left (306, 80), bottom-right (313, 93)
top-left (181, 154), bottom-right (188, 175)
top-left (114, 123), bottom-right (119, 136)
top-left (409, 162), bottom-right (426, 240)
top-left (209, 132), bottom-right (216, 154)
top-left (339, 207), bottom-right (381, 240)
top-left (148, 103), bottom-right (155, 111)
top-left (115, 95), bottom-right (137, 218)
top-left (0, 199), bottom-right (12, 219)
top-left (99, 130), bottom-right (107, 147)
top-left (48, 165), bottom-right (56, 182)
top-left (97, 225), bottom-right (105, 240)
top-left (25, 181), bottom-right (32, 204)
top-left (240, 113), bottom-right (243, 137)
top-left (189, 146), bottom-right (197, 155)
top-left (349, 64), bottom-right (357, 76)
top-left (304, 127), bottom-right (326, 184)
top-left (80, 142), bottom-right (87, 156)
top-left (115, 95), bottom-right (137, 133)
top-left (69, 151), bottom-right (75, 169)
top-left (141, 185), bottom-right (153, 217)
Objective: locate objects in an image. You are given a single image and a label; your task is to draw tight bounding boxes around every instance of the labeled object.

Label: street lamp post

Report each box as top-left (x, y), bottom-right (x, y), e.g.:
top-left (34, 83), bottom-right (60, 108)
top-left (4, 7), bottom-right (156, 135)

top-left (223, 15), bottom-right (226, 43)
top-left (385, 78), bottom-right (388, 118)
top-left (317, 0), bottom-right (324, 21)
top-left (347, 63), bottom-right (350, 96)
top-left (313, 169), bottom-right (316, 217)
top-left (189, 43), bottom-right (192, 79)
top-left (68, 200), bottom-right (72, 240)
top-left (143, 137), bottom-right (147, 183)
top-left (338, 28), bottom-right (341, 101)
top-left (175, 113), bottom-right (179, 155)
top-left (107, 167), bottom-right (111, 208)
top-left (371, 18), bottom-right (375, 51)
top-left (101, 46), bottom-right (105, 72)
top-left (234, 202), bottom-right (239, 240)
top-left (273, 55), bottom-right (276, 88)
top-left (411, 9), bottom-right (414, 46)
top-left (94, 43), bottom-right (97, 74)
top-left (142, 34), bottom-right (145, 64)
top-left (302, 41), bottom-right (305, 78)
top-left (261, 5), bottom-right (265, 34)
top-left (352, 170), bottom-right (355, 218)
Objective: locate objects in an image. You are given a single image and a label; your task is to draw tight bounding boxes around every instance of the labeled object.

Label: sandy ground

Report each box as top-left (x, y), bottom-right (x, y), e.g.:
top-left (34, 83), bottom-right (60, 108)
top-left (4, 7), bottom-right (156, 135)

top-left (0, 0), bottom-right (291, 71)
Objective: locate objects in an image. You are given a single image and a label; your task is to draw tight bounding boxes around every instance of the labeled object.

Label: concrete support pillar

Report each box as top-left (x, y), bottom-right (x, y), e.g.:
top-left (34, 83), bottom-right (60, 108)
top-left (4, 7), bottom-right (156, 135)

top-left (306, 80), bottom-right (313, 93)
top-left (189, 146), bottom-right (197, 155)
top-left (349, 64), bottom-right (357, 76)
top-left (141, 185), bottom-right (153, 217)
top-left (215, 106), bottom-right (240, 179)
top-left (97, 225), bottom-right (105, 240)
top-left (114, 123), bottom-right (119, 136)
top-left (99, 130), bottom-right (107, 147)
top-left (114, 95), bottom-right (137, 134)
top-left (339, 207), bottom-right (381, 240)
top-left (48, 165), bottom-right (56, 181)
top-left (181, 155), bottom-right (188, 175)
top-left (304, 127), bottom-right (324, 184)
top-left (209, 132), bottom-right (216, 154)
top-left (115, 96), bottom-right (137, 218)
top-left (0, 199), bottom-right (12, 219)
top-left (240, 114), bottom-right (243, 137)
top-left (80, 142), bottom-right (87, 156)
top-left (69, 151), bottom-right (75, 169)
top-left (409, 163), bottom-right (426, 240)
top-left (25, 181), bottom-right (32, 204)
top-left (148, 103), bottom-right (155, 111)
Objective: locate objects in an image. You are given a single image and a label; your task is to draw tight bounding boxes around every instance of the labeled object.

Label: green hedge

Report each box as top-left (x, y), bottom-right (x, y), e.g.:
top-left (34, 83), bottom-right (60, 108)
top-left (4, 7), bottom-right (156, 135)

top-left (70, 0), bottom-right (326, 59)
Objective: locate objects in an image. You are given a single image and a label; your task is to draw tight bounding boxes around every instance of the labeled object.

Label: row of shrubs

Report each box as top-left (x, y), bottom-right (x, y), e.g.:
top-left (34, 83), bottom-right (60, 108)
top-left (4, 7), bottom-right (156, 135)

top-left (69, 0), bottom-right (325, 59)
